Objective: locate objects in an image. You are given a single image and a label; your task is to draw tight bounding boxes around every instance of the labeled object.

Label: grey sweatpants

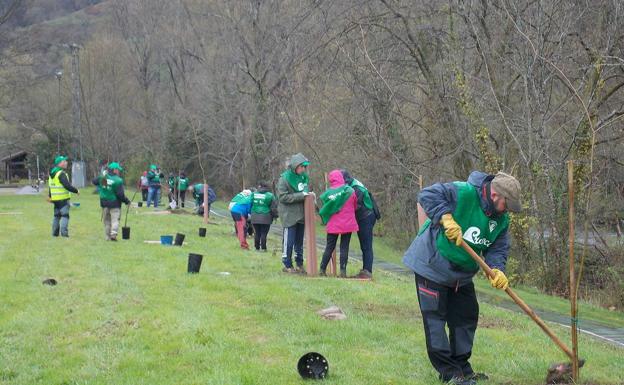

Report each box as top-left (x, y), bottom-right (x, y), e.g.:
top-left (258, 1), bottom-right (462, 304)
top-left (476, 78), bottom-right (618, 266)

top-left (102, 207), bottom-right (121, 239)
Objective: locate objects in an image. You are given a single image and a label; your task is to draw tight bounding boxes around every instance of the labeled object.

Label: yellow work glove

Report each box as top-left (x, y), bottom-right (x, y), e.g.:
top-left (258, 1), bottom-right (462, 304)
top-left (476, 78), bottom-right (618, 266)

top-left (489, 269), bottom-right (509, 290)
top-left (440, 213), bottom-right (463, 246)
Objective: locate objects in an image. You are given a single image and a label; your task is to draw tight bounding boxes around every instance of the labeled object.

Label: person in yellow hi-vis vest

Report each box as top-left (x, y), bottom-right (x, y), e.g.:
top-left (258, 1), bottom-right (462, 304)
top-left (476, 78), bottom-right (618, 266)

top-left (47, 155), bottom-right (79, 237)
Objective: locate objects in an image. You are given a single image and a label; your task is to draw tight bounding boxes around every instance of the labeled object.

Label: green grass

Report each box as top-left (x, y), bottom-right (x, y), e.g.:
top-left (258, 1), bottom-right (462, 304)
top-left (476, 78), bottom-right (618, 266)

top-left (1, 192), bottom-right (623, 384)
top-left (366, 225), bottom-right (624, 329)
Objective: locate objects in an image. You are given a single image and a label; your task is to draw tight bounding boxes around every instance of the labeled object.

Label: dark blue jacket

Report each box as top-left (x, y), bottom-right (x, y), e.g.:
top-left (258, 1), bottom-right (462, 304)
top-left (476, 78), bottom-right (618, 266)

top-left (402, 171), bottom-right (510, 287)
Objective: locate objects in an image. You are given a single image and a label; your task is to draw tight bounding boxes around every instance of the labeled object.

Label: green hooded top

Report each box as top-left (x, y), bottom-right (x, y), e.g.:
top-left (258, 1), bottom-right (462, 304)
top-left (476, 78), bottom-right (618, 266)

top-left (276, 153), bottom-right (310, 228)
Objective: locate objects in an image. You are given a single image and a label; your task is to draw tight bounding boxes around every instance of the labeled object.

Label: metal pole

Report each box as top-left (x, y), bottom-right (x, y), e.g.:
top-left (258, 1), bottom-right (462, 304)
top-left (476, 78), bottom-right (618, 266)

top-left (55, 70), bottom-right (62, 153)
top-left (567, 160), bottom-right (579, 381)
top-left (69, 44), bottom-right (83, 161)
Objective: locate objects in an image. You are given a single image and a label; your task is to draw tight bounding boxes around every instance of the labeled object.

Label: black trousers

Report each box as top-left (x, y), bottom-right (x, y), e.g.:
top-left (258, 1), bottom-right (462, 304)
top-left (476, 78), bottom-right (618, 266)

top-left (414, 274), bottom-right (478, 382)
top-left (320, 233), bottom-right (352, 271)
top-left (252, 223), bottom-right (270, 250)
top-left (141, 188), bottom-right (148, 202)
top-left (179, 190), bottom-right (186, 207)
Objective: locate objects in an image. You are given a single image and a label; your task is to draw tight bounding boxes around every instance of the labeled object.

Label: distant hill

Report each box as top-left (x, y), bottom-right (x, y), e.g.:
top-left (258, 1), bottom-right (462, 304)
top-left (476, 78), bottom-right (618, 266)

top-left (1, 0), bottom-right (105, 29)
top-left (1, 0), bottom-right (110, 75)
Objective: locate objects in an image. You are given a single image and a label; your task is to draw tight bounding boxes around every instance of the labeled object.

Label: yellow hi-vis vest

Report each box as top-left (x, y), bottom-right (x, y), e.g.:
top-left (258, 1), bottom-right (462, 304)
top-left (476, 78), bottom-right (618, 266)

top-left (49, 170), bottom-right (71, 201)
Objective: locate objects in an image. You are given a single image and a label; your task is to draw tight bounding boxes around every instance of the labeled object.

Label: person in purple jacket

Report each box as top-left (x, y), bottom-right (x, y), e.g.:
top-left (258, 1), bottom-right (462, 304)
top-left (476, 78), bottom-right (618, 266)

top-left (403, 171), bottom-right (521, 385)
top-left (318, 169), bottom-right (359, 277)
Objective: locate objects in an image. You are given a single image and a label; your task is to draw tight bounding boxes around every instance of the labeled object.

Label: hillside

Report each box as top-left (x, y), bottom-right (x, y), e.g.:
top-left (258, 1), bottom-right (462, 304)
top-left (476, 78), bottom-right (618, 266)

top-left (1, 0), bottom-right (109, 75)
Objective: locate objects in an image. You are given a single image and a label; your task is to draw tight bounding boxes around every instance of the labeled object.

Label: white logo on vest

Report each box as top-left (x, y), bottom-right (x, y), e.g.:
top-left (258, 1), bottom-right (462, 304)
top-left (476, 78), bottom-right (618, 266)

top-left (298, 182), bottom-right (305, 191)
top-left (489, 220), bottom-right (497, 232)
top-left (463, 227), bottom-right (492, 247)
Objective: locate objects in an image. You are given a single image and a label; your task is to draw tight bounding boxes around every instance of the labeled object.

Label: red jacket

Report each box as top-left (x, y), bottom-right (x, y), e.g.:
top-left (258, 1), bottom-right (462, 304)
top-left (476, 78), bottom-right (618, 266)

top-left (326, 169), bottom-right (359, 234)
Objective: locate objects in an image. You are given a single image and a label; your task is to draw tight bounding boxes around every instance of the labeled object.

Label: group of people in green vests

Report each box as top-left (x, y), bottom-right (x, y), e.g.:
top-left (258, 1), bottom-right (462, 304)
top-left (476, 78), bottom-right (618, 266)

top-left (47, 152), bottom-right (523, 385)
top-left (47, 157), bottom-right (218, 241)
top-left (226, 153), bottom-right (381, 279)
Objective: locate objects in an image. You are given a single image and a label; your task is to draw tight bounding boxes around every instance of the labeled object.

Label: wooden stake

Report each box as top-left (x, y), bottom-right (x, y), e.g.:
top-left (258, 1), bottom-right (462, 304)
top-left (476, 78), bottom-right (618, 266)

top-left (304, 193), bottom-right (318, 276)
top-left (417, 175), bottom-right (427, 228)
top-left (567, 160), bottom-right (579, 381)
top-left (203, 182), bottom-right (209, 224)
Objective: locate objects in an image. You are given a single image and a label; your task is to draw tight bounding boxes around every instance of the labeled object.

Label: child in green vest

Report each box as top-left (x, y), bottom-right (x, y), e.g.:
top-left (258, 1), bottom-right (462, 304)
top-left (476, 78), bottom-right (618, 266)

top-left (249, 182), bottom-right (278, 251)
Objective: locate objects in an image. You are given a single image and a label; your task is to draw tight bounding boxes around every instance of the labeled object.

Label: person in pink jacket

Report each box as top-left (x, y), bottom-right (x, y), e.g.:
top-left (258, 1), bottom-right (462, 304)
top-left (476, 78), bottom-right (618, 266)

top-left (319, 169), bottom-right (359, 277)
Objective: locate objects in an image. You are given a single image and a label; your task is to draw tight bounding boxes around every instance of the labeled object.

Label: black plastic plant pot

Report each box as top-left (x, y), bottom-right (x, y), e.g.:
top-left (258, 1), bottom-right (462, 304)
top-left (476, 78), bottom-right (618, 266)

top-left (297, 352), bottom-right (328, 380)
top-left (138, 201), bottom-right (143, 207)
top-left (187, 253), bottom-right (203, 273)
top-left (122, 226), bottom-right (131, 240)
top-left (198, 227), bottom-right (207, 237)
top-left (174, 233), bottom-right (185, 246)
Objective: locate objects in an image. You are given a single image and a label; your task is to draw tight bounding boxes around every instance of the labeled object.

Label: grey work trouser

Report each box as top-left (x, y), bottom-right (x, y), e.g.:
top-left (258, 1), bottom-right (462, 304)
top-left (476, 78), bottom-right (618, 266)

top-left (415, 274), bottom-right (479, 382)
top-left (52, 202), bottom-right (70, 237)
top-left (102, 207), bottom-right (121, 239)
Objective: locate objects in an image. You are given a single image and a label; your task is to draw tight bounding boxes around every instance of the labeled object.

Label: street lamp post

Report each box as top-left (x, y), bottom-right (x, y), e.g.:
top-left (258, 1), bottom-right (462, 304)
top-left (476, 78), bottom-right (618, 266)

top-left (55, 70), bottom-right (62, 153)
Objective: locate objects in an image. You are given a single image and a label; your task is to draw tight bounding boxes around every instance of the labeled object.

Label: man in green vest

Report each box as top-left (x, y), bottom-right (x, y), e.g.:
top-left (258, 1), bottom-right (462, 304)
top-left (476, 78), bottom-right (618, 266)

top-left (167, 173), bottom-right (176, 205)
top-left (177, 172), bottom-right (190, 208)
top-left (403, 171), bottom-right (521, 385)
top-left (92, 162), bottom-right (131, 241)
top-left (47, 155), bottom-right (79, 237)
top-left (189, 183), bottom-right (216, 215)
top-left (276, 153), bottom-right (310, 274)
top-left (146, 164), bottom-right (163, 208)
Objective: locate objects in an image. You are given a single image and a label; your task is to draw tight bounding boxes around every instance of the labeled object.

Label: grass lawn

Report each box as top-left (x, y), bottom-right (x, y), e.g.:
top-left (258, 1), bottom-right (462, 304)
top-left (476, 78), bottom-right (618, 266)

top-left (1, 191), bottom-right (623, 384)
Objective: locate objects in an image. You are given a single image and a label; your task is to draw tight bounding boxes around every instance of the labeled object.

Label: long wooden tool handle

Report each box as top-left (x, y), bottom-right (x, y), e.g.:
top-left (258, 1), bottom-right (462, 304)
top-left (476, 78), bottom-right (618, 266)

top-left (125, 190), bottom-right (138, 227)
top-left (460, 241), bottom-right (575, 360)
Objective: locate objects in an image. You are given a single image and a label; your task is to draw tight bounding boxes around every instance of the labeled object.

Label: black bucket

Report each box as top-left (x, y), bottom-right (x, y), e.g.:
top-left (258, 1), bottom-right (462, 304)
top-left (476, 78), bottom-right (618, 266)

top-left (122, 226), bottom-right (131, 240)
top-left (187, 253), bottom-right (203, 273)
top-left (174, 233), bottom-right (185, 246)
top-left (198, 227), bottom-right (207, 237)
top-left (297, 352), bottom-right (328, 379)
top-left (138, 201), bottom-right (143, 207)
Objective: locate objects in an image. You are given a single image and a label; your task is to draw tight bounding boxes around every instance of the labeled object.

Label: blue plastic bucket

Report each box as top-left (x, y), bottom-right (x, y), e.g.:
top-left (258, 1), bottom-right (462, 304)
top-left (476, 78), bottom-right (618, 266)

top-left (160, 235), bottom-right (173, 245)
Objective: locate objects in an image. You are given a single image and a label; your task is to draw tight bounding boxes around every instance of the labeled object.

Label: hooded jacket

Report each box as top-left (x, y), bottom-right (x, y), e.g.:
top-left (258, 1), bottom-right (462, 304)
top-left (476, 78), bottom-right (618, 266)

top-left (276, 153), bottom-right (309, 228)
top-left (341, 170), bottom-right (381, 222)
top-left (402, 171), bottom-right (511, 288)
top-left (323, 170), bottom-right (359, 234)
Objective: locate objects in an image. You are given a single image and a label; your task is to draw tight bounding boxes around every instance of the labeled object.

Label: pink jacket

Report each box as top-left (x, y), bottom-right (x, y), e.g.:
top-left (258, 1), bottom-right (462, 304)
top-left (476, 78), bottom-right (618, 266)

top-left (326, 170), bottom-right (359, 234)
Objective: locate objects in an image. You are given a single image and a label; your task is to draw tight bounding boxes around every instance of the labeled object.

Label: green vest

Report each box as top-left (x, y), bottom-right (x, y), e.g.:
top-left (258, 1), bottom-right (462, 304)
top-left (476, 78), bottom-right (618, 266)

top-left (98, 174), bottom-right (123, 201)
top-left (230, 192), bottom-right (252, 205)
top-left (178, 177), bottom-right (189, 191)
top-left (148, 171), bottom-right (160, 184)
top-left (251, 192), bottom-right (274, 214)
top-left (48, 170), bottom-right (71, 201)
top-left (420, 182), bottom-right (509, 271)
top-left (192, 183), bottom-right (203, 200)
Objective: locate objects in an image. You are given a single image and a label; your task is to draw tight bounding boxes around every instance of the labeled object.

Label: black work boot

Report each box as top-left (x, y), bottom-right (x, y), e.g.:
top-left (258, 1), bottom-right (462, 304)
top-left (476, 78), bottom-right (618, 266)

top-left (446, 376), bottom-right (476, 385)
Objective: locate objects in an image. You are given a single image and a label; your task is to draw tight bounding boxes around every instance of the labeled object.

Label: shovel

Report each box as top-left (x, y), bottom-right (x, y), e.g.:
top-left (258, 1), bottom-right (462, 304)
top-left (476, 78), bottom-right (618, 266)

top-left (122, 190), bottom-right (138, 240)
top-left (459, 239), bottom-right (583, 380)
